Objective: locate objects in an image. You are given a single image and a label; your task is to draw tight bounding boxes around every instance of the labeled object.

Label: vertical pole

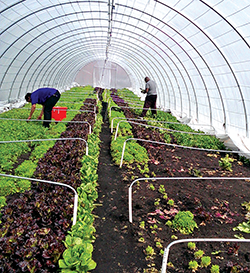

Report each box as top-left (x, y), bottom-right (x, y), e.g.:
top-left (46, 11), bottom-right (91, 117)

top-left (73, 194), bottom-right (78, 225)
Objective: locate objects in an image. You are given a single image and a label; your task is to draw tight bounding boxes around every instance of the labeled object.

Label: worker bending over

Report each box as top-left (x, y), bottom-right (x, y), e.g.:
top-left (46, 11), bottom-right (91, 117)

top-left (25, 87), bottom-right (60, 128)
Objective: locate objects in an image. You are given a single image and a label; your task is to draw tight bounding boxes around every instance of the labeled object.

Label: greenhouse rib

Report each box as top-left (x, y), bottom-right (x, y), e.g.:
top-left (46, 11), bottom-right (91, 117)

top-left (0, 173), bottom-right (78, 225)
top-left (0, 137), bottom-right (88, 155)
top-left (114, 120), bottom-right (215, 140)
top-left (119, 137), bottom-right (244, 167)
top-left (111, 116), bottom-right (215, 133)
top-left (128, 176), bottom-right (250, 223)
top-left (161, 238), bottom-right (250, 273)
top-left (0, 118), bottom-right (92, 133)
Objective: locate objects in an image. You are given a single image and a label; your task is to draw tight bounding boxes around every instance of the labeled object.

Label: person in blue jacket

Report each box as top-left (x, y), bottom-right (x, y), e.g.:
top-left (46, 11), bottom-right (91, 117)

top-left (25, 87), bottom-right (60, 128)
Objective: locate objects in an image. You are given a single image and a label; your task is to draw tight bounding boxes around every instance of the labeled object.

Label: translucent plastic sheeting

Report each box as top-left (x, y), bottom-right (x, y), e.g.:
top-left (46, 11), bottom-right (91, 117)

top-left (1, 0), bottom-right (250, 149)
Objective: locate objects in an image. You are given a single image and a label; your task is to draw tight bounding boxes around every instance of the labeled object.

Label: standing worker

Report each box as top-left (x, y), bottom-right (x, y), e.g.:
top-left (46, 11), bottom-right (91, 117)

top-left (25, 87), bottom-right (61, 128)
top-left (140, 77), bottom-right (157, 118)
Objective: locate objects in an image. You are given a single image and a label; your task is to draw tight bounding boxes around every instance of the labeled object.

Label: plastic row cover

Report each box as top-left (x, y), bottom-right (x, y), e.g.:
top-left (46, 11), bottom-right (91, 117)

top-left (1, 0), bottom-right (250, 148)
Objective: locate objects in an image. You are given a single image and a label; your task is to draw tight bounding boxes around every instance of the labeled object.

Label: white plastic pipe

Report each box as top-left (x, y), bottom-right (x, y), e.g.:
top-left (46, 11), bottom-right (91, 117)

top-left (119, 137), bottom-right (246, 167)
top-left (0, 173), bottom-right (78, 225)
top-left (110, 117), bottom-right (215, 133)
top-left (161, 238), bottom-right (250, 273)
top-left (114, 120), bottom-right (214, 140)
top-left (128, 176), bottom-right (250, 223)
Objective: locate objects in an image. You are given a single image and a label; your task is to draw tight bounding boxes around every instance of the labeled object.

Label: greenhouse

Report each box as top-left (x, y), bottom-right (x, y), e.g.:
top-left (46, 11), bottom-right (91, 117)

top-left (0, 1), bottom-right (250, 273)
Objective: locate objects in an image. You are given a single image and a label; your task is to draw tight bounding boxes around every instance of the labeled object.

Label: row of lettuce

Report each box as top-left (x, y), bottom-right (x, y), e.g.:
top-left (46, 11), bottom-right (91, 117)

top-left (0, 86), bottom-right (95, 198)
top-left (107, 88), bottom-right (227, 171)
top-left (58, 91), bottom-right (102, 272)
top-left (0, 86), bottom-right (102, 272)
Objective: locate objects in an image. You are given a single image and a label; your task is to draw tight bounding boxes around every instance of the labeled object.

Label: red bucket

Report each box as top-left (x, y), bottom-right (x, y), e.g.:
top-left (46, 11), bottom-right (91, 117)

top-left (51, 107), bottom-right (67, 121)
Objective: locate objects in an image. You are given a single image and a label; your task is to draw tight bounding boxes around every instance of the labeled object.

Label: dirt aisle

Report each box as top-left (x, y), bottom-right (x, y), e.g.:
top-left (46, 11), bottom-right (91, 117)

top-left (92, 102), bottom-right (146, 273)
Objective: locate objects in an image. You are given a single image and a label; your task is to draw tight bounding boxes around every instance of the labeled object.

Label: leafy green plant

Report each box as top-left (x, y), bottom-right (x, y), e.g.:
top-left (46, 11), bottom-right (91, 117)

top-left (194, 249), bottom-right (204, 259)
top-left (200, 256), bottom-right (211, 267)
top-left (59, 241), bottom-right (96, 272)
top-left (0, 177), bottom-right (17, 196)
top-left (233, 220), bottom-right (250, 234)
top-left (242, 201), bottom-right (250, 212)
top-left (171, 211), bottom-right (198, 234)
top-left (138, 237), bottom-right (145, 243)
top-left (241, 201), bottom-right (250, 221)
top-left (188, 242), bottom-right (196, 251)
top-left (150, 224), bottom-right (158, 234)
top-left (0, 196), bottom-right (6, 222)
top-left (167, 199), bottom-right (175, 206)
top-left (188, 167), bottom-right (202, 177)
top-left (211, 264), bottom-right (220, 273)
top-left (188, 260), bottom-right (199, 272)
top-left (0, 196), bottom-right (6, 208)
top-left (139, 221), bottom-right (145, 229)
top-left (160, 249), bottom-right (165, 255)
top-left (158, 184), bottom-right (166, 194)
top-left (149, 184), bottom-right (155, 191)
top-left (155, 241), bottom-right (163, 248)
top-left (163, 194), bottom-right (168, 200)
top-left (15, 160), bottom-right (37, 177)
top-left (154, 198), bottom-right (160, 206)
top-left (144, 246), bottom-right (155, 257)
top-left (219, 154), bottom-right (234, 172)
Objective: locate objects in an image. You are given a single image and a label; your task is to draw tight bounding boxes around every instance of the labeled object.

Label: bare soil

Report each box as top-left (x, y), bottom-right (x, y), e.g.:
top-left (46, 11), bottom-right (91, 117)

top-left (92, 102), bottom-right (250, 272)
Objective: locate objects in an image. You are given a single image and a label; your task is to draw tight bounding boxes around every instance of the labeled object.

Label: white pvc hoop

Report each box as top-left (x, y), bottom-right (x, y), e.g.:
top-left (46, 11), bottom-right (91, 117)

top-left (110, 117), bottom-right (215, 133)
top-left (128, 176), bottom-right (250, 223)
top-left (0, 173), bottom-right (78, 225)
top-left (114, 120), bottom-right (215, 140)
top-left (161, 238), bottom-right (250, 273)
top-left (119, 137), bottom-right (244, 167)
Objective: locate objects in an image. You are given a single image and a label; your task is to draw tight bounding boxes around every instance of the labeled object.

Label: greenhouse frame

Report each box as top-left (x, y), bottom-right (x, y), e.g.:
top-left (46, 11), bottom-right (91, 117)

top-left (1, 1), bottom-right (250, 272)
top-left (1, 0), bottom-right (250, 152)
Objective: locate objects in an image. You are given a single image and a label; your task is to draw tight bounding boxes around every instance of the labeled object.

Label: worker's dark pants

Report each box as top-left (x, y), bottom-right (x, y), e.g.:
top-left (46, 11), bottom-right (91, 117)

top-left (43, 91), bottom-right (60, 127)
top-left (141, 95), bottom-right (157, 117)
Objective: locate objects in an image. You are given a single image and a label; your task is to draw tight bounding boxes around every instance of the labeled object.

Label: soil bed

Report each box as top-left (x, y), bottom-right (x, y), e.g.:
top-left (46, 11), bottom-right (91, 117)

top-left (93, 100), bottom-right (250, 272)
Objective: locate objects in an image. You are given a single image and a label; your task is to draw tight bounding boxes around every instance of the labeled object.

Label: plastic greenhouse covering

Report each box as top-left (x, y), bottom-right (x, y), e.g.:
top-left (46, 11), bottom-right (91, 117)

top-left (1, 0), bottom-right (250, 154)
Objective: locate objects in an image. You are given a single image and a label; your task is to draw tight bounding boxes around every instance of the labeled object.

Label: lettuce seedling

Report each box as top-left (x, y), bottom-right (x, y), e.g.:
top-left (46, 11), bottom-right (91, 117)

top-left (149, 184), bottom-right (155, 191)
top-left (188, 242), bottom-right (196, 251)
top-left (194, 249), bottom-right (204, 259)
top-left (200, 256), bottom-right (211, 267)
top-left (219, 154), bottom-right (234, 172)
top-left (188, 260), bottom-right (199, 272)
top-left (167, 199), bottom-right (175, 206)
top-left (210, 264), bottom-right (220, 273)
top-left (158, 184), bottom-right (166, 194)
top-left (144, 245), bottom-right (155, 256)
top-left (139, 221), bottom-right (145, 229)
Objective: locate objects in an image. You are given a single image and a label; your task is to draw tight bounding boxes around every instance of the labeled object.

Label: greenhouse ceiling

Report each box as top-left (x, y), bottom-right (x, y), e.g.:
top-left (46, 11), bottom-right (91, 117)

top-left (1, 0), bottom-right (250, 148)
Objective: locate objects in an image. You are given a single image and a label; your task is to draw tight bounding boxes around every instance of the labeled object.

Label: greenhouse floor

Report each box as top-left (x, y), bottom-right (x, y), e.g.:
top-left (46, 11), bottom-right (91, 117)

top-left (92, 119), bottom-right (147, 272)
